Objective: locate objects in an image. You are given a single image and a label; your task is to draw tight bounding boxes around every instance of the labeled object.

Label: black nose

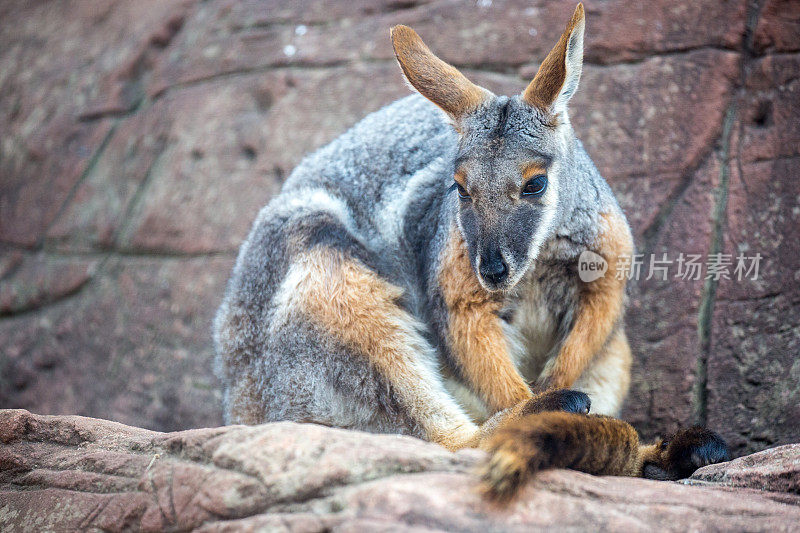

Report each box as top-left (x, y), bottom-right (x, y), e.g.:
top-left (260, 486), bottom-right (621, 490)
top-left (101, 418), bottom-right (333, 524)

top-left (479, 251), bottom-right (508, 285)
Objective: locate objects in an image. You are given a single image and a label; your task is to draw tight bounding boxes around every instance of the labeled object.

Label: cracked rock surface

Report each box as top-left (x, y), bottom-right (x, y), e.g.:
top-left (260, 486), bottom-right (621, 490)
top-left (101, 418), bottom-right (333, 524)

top-left (1, 0), bottom-right (799, 456)
top-left (1, 410), bottom-right (799, 532)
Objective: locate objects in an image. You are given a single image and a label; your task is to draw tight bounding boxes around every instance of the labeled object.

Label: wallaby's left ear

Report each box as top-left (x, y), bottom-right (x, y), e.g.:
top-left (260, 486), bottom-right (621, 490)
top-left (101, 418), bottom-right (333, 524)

top-left (522, 3), bottom-right (585, 115)
top-left (391, 25), bottom-right (492, 121)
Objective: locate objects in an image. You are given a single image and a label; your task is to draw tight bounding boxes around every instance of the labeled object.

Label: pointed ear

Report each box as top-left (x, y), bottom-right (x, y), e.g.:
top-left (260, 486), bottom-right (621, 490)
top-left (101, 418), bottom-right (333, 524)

top-left (522, 3), bottom-right (585, 115)
top-left (391, 25), bottom-right (491, 120)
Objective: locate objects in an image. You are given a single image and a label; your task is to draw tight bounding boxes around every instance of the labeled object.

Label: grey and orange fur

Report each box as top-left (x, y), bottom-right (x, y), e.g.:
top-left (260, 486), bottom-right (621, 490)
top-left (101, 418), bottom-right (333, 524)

top-left (214, 4), bottom-right (730, 501)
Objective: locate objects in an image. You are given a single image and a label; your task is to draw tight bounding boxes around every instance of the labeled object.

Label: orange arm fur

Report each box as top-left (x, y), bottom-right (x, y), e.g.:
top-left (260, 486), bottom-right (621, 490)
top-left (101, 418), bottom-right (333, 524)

top-left (439, 228), bottom-right (532, 412)
top-left (544, 211), bottom-right (633, 389)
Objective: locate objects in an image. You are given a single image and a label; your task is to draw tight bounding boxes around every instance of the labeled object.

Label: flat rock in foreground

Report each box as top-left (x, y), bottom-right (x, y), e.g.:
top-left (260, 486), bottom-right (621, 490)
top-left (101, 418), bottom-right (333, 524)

top-left (0, 410), bottom-right (798, 532)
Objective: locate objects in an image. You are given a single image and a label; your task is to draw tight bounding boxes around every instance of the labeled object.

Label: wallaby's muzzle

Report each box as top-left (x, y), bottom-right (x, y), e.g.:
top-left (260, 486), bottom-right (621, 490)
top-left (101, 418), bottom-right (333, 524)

top-left (478, 246), bottom-right (509, 288)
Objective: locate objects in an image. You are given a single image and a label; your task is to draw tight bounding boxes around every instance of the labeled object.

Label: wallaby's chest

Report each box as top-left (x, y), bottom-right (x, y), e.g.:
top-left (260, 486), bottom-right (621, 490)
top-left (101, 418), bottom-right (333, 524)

top-left (506, 259), bottom-right (579, 382)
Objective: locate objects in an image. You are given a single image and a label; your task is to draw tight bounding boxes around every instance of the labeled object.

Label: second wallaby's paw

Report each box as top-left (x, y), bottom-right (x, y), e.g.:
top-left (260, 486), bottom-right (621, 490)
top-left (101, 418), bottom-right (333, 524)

top-left (644, 426), bottom-right (731, 480)
top-left (521, 389), bottom-right (591, 416)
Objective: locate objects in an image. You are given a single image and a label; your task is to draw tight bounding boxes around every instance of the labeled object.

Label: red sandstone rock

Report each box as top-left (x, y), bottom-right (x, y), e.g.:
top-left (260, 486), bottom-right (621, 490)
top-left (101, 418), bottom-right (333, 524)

top-left (0, 258), bottom-right (230, 431)
top-left (1, 410), bottom-right (799, 532)
top-left (753, 0), bottom-right (800, 54)
top-left (690, 443), bottom-right (800, 495)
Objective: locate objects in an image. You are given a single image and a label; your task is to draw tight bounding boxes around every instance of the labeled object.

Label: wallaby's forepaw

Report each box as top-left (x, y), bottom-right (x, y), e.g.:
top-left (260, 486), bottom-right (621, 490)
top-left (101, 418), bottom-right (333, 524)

top-left (643, 426), bottom-right (731, 480)
top-left (521, 388), bottom-right (591, 416)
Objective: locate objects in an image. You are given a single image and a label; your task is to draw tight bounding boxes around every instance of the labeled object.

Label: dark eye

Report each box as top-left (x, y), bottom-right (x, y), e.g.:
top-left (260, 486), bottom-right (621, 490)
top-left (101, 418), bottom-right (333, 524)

top-left (455, 182), bottom-right (471, 200)
top-left (522, 175), bottom-right (547, 197)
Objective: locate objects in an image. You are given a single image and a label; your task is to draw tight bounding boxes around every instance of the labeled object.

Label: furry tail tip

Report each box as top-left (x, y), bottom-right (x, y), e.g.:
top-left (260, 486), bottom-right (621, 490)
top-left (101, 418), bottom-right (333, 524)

top-left (478, 446), bottom-right (533, 503)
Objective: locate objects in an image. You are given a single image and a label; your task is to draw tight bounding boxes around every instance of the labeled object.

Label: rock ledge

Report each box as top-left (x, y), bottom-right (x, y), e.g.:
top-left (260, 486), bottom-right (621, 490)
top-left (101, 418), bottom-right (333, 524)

top-left (1, 410), bottom-right (799, 532)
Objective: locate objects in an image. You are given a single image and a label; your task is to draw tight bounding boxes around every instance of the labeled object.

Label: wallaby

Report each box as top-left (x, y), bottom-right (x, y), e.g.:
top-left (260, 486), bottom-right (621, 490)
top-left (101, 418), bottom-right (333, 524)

top-left (214, 4), bottom-right (730, 501)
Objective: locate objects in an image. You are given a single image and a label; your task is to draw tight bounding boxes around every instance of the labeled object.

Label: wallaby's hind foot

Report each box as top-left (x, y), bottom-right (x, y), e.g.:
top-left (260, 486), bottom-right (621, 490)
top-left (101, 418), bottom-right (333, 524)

top-left (641, 426), bottom-right (731, 480)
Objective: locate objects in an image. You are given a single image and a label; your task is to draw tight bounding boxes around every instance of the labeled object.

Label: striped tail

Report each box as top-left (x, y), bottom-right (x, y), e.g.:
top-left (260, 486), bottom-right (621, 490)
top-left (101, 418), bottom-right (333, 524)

top-left (479, 412), bottom-right (642, 502)
top-left (479, 412), bottom-right (731, 503)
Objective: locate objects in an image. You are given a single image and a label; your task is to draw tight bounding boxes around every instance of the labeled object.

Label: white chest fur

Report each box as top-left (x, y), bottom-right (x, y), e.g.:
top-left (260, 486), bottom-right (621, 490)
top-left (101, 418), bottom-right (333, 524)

top-left (507, 268), bottom-right (575, 383)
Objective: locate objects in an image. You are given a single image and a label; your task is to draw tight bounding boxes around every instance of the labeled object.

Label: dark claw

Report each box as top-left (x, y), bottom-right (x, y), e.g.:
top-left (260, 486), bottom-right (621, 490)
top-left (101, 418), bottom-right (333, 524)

top-left (558, 390), bottom-right (591, 415)
top-left (522, 389), bottom-right (591, 416)
top-left (663, 426), bottom-right (731, 479)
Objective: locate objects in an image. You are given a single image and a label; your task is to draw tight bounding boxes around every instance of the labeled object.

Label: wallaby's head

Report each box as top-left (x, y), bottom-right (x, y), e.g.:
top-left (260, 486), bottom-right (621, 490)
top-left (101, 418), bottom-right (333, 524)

top-left (392, 4), bottom-right (586, 291)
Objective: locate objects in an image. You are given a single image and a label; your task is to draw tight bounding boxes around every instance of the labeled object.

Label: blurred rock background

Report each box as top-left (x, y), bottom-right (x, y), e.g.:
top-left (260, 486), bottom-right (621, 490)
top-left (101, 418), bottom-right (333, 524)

top-left (0, 0), bottom-right (797, 456)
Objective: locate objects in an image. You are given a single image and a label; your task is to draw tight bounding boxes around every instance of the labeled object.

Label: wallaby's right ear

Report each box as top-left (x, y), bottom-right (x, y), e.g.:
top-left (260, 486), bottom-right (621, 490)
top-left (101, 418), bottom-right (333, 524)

top-left (391, 25), bottom-right (491, 122)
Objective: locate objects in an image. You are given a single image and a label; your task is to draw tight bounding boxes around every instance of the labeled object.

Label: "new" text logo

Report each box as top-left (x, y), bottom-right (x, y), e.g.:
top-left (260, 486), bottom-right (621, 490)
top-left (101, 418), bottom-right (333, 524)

top-left (578, 250), bottom-right (608, 282)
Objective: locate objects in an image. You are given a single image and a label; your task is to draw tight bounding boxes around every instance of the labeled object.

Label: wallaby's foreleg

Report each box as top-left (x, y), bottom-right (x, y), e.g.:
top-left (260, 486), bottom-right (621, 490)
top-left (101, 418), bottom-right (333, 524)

top-left (540, 211), bottom-right (633, 392)
top-left (570, 327), bottom-right (632, 417)
top-left (480, 412), bottom-right (731, 502)
top-left (439, 228), bottom-right (533, 412)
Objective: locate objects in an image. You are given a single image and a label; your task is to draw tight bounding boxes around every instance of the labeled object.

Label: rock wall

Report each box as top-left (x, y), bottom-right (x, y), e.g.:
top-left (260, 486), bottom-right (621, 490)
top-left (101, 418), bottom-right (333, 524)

top-left (1, 0), bottom-right (798, 455)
